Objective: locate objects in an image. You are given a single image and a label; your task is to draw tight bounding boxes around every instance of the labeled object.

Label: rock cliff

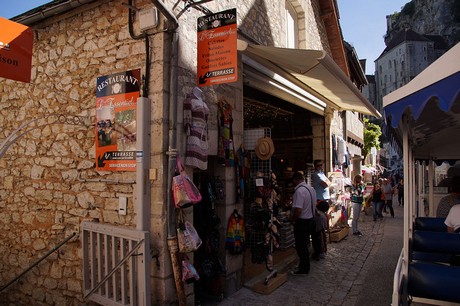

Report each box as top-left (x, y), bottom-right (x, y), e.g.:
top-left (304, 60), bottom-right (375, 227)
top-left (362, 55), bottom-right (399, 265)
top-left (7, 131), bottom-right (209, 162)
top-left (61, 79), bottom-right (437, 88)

top-left (385, 0), bottom-right (460, 47)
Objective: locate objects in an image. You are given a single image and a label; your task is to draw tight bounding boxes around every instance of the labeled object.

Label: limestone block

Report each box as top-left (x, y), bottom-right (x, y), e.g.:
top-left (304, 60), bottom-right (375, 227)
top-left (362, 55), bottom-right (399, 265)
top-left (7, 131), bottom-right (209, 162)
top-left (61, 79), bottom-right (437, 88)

top-left (30, 230), bottom-right (40, 238)
top-left (86, 182), bottom-right (107, 192)
top-left (83, 40), bottom-right (98, 52)
top-left (77, 160), bottom-right (94, 170)
top-left (17, 251), bottom-right (29, 267)
top-left (23, 187), bottom-right (35, 197)
top-left (0, 212), bottom-right (11, 224)
top-left (21, 232), bottom-right (31, 246)
top-left (3, 176), bottom-right (13, 189)
top-left (68, 208), bottom-right (88, 217)
top-left (50, 262), bottom-right (63, 278)
top-left (63, 266), bottom-right (73, 278)
top-left (35, 190), bottom-right (53, 201)
top-left (88, 209), bottom-right (102, 219)
top-left (43, 277), bottom-right (58, 289)
top-left (32, 288), bottom-right (46, 303)
top-left (67, 278), bottom-right (81, 292)
top-left (75, 266), bottom-right (83, 280)
top-left (23, 213), bottom-right (35, 225)
top-left (25, 140), bottom-right (37, 156)
top-left (77, 191), bottom-right (95, 209)
top-left (51, 142), bottom-right (68, 156)
top-left (62, 46), bottom-right (75, 58)
top-left (30, 165), bottom-right (45, 179)
top-left (103, 210), bottom-right (120, 223)
top-left (33, 239), bottom-right (46, 251)
top-left (12, 212), bottom-right (20, 222)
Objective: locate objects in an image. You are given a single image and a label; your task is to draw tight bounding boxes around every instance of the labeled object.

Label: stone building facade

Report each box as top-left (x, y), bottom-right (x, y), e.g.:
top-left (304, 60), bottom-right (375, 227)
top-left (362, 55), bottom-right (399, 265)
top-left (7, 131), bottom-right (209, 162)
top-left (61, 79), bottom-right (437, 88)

top-left (0, 0), bottom-right (376, 305)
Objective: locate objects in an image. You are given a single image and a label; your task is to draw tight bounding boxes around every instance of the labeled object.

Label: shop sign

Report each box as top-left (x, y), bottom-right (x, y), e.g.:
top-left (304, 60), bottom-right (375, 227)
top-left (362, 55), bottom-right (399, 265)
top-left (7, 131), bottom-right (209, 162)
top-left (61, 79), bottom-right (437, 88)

top-left (0, 17), bottom-right (34, 83)
top-left (95, 69), bottom-right (140, 171)
top-left (197, 8), bottom-right (237, 87)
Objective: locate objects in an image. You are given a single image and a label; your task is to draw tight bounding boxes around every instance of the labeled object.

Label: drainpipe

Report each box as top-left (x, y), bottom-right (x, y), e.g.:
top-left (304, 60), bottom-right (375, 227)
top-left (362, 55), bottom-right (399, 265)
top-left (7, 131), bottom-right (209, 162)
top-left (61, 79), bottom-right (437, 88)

top-left (149, 1), bottom-right (184, 305)
top-left (127, 2), bottom-right (152, 304)
top-left (127, 0), bottom-right (151, 232)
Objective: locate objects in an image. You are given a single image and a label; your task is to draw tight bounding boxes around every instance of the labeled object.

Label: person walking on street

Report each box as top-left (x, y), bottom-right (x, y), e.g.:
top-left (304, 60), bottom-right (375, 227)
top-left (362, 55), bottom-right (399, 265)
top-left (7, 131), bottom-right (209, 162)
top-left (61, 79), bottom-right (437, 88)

top-left (350, 174), bottom-right (365, 236)
top-left (397, 179), bottom-right (404, 206)
top-left (311, 160), bottom-right (331, 203)
top-left (290, 172), bottom-right (318, 275)
top-left (368, 182), bottom-right (384, 221)
top-left (315, 202), bottom-right (329, 259)
top-left (382, 179), bottom-right (395, 217)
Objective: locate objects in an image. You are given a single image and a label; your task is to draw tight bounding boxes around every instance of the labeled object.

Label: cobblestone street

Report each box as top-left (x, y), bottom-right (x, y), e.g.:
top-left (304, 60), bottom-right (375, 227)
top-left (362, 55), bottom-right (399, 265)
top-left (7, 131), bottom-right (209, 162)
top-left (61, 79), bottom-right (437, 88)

top-left (213, 205), bottom-right (403, 306)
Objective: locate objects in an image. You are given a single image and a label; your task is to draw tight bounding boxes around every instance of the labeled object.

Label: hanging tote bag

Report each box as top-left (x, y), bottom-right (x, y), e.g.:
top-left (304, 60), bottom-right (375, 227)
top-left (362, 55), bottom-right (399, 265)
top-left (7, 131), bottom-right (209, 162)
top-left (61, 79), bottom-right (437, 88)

top-left (172, 158), bottom-right (202, 208)
top-left (177, 209), bottom-right (202, 253)
top-left (181, 259), bottom-right (200, 283)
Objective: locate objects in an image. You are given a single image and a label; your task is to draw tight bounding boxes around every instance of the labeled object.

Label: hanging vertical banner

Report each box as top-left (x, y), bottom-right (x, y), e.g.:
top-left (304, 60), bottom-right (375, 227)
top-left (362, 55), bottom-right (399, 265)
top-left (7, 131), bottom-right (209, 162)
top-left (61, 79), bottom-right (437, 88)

top-left (0, 17), bottom-right (34, 83)
top-left (95, 69), bottom-right (140, 171)
top-left (197, 8), bottom-right (237, 87)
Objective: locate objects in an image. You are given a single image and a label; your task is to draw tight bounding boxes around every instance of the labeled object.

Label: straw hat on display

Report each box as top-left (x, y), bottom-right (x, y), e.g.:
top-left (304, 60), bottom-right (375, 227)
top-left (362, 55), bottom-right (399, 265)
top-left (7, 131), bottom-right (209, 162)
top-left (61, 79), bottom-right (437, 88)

top-left (255, 137), bottom-right (275, 160)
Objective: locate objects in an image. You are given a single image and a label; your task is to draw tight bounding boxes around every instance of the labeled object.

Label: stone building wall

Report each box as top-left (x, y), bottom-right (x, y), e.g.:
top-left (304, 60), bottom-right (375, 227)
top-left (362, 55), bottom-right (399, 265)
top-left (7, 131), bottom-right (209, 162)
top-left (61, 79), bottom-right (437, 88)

top-left (0, 0), bottom-right (346, 304)
top-left (172, 0), bottom-right (332, 298)
top-left (0, 0), bottom-right (156, 304)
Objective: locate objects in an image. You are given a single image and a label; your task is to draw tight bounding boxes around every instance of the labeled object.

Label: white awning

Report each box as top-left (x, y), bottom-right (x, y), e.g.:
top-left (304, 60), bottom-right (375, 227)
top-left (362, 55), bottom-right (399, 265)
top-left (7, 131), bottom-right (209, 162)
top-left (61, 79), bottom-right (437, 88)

top-left (237, 40), bottom-right (381, 118)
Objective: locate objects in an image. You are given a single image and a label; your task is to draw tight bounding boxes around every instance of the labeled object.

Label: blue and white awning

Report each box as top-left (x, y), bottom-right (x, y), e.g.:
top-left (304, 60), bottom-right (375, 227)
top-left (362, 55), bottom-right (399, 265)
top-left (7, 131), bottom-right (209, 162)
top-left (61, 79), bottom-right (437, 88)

top-left (383, 42), bottom-right (460, 161)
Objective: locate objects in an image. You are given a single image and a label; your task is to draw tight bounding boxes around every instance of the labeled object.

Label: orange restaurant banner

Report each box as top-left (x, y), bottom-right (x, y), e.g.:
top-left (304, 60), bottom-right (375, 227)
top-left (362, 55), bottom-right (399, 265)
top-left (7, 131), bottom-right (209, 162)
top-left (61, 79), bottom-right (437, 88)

top-left (95, 69), bottom-right (141, 171)
top-left (0, 17), bottom-right (34, 83)
top-left (197, 8), bottom-right (237, 87)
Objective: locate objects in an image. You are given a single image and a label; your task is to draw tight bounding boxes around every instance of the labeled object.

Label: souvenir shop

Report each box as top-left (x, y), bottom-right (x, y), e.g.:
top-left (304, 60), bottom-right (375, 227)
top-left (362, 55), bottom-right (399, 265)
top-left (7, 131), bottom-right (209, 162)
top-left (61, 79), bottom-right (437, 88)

top-left (178, 82), bottom-right (357, 302)
top-left (238, 85), bottom-right (353, 283)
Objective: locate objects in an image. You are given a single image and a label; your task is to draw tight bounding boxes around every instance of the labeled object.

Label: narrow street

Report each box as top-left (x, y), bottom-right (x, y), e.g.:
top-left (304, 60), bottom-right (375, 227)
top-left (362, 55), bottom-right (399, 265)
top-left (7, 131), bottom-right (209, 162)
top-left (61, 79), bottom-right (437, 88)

top-left (214, 204), bottom-right (404, 306)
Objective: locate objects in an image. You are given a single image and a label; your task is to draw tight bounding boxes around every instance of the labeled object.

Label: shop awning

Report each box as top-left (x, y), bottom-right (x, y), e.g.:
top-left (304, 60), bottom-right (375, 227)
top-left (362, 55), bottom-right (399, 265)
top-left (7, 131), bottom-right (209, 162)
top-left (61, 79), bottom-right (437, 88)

top-left (383, 42), bottom-right (460, 161)
top-left (237, 40), bottom-right (381, 118)
top-left (0, 17), bottom-right (34, 83)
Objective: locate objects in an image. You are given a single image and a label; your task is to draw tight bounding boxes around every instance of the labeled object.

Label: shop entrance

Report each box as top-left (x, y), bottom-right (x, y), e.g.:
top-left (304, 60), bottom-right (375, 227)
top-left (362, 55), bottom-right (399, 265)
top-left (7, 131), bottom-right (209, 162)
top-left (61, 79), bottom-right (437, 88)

top-left (241, 85), bottom-right (317, 285)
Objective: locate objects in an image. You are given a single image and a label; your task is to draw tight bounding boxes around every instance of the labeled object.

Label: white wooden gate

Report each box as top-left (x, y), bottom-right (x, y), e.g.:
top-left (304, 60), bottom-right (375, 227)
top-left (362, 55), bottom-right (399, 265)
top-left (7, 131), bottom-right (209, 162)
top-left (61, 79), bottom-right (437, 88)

top-left (82, 221), bottom-right (151, 306)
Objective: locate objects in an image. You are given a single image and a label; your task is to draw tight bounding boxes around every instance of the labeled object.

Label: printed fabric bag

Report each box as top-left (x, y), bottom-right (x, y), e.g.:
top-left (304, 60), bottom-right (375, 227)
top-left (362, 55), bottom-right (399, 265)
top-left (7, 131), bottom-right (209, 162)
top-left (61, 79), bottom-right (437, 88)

top-left (177, 209), bottom-right (202, 253)
top-left (181, 259), bottom-right (200, 283)
top-left (172, 158), bottom-right (202, 208)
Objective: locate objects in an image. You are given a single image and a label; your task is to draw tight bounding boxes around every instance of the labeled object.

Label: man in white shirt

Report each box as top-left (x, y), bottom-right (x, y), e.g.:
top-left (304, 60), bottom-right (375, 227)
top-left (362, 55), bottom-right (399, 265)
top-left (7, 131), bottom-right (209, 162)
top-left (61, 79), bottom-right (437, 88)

top-left (290, 172), bottom-right (318, 275)
top-left (445, 204), bottom-right (460, 233)
top-left (311, 160), bottom-right (330, 203)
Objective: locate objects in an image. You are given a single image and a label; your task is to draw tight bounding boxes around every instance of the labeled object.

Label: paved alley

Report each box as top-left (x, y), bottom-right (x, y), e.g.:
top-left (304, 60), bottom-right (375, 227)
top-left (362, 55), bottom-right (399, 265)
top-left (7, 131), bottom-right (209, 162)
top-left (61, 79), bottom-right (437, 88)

top-left (213, 205), bottom-right (404, 306)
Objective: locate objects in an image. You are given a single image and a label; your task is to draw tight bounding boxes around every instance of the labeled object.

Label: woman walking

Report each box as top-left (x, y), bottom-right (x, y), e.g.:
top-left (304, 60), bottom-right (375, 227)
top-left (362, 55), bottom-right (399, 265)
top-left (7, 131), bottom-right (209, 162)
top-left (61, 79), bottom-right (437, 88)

top-left (382, 179), bottom-right (395, 217)
top-left (368, 182), bottom-right (384, 221)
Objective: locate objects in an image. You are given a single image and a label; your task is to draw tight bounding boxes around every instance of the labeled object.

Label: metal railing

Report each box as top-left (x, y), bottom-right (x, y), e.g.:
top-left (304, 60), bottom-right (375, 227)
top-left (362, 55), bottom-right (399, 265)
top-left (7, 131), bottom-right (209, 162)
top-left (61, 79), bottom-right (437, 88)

top-left (0, 114), bottom-right (91, 158)
top-left (0, 232), bottom-right (77, 293)
top-left (82, 221), bottom-right (151, 306)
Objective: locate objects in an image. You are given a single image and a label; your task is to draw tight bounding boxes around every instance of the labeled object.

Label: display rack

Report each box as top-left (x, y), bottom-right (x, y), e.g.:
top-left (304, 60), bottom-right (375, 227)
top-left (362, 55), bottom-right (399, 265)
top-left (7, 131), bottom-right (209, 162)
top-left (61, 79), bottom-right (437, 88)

top-left (243, 128), bottom-right (283, 287)
top-left (244, 128), bottom-right (271, 249)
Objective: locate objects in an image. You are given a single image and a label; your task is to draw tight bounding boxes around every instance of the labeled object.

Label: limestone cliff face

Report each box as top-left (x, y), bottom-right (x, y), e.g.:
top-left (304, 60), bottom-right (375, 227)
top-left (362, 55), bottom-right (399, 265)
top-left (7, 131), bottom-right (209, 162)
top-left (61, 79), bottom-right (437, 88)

top-left (385, 0), bottom-right (460, 47)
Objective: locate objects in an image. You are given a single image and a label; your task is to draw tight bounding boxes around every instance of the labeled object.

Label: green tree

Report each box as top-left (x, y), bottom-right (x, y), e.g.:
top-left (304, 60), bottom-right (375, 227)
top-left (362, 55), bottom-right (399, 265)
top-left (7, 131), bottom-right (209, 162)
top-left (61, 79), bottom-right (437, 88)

top-left (363, 118), bottom-right (382, 161)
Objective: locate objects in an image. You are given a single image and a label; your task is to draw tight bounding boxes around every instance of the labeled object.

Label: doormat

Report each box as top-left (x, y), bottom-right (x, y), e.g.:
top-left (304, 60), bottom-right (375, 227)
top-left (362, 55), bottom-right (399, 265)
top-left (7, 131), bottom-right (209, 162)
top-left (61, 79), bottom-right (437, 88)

top-left (248, 272), bottom-right (287, 295)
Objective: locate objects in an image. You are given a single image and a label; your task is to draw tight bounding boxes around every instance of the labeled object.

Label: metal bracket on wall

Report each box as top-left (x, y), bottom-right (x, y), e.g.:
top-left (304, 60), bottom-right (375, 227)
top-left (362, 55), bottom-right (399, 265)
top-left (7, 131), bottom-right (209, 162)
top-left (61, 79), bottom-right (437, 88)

top-left (0, 114), bottom-right (92, 158)
top-left (173, 0), bottom-right (214, 19)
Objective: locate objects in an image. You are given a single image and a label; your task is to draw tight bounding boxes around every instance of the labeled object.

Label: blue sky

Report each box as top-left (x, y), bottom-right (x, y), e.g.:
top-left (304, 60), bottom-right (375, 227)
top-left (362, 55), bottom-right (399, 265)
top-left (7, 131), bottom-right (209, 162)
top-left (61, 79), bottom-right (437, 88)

top-left (0, 0), bottom-right (51, 19)
top-left (338, 0), bottom-right (410, 74)
top-left (1, 0), bottom-right (409, 74)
